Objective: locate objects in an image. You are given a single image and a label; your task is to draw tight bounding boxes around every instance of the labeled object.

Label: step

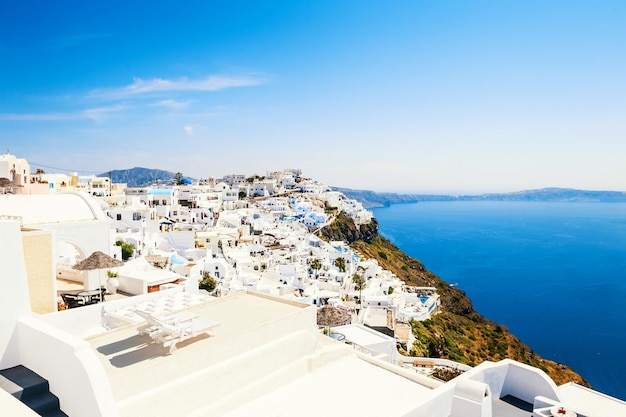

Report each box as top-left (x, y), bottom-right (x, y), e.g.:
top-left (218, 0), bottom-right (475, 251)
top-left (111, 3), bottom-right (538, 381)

top-left (24, 391), bottom-right (62, 415)
top-left (0, 365), bottom-right (68, 417)
top-left (0, 365), bottom-right (49, 400)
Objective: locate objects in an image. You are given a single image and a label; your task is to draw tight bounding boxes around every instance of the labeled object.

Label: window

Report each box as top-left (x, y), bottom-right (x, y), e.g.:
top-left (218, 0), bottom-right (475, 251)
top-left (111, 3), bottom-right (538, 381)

top-left (117, 214), bottom-right (122, 221)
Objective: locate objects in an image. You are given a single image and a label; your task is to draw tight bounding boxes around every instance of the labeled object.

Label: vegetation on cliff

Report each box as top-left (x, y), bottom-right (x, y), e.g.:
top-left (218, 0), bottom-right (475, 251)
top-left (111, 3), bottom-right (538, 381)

top-left (320, 212), bottom-right (589, 387)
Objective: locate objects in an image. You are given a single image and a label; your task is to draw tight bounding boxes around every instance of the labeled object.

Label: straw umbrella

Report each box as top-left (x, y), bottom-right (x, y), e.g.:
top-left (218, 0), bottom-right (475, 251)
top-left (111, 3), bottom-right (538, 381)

top-left (73, 251), bottom-right (123, 271)
top-left (73, 251), bottom-right (123, 296)
top-left (316, 305), bottom-right (351, 335)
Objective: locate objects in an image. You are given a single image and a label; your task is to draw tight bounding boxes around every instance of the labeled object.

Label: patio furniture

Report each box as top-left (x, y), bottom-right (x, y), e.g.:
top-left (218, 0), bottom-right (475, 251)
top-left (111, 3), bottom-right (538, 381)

top-left (61, 293), bottom-right (86, 309)
top-left (135, 309), bottom-right (221, 353)
top-left (77, 288), bottom-right (106, 305)
top-left (135, 309), bottom-right (199, 337)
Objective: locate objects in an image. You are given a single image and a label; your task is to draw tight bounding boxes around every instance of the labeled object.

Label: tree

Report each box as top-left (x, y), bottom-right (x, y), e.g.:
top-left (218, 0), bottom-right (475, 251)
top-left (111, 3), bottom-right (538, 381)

top-left (334, 257), bottom-right (346, 272)
top-left (174, 172), bottom-right (184, 185)
top-left (353, 273), bottom-right (365, 305)
top-left (238, 190), bottom-right (247, 200)
top-left (115, 240), bottom-right (135, 261)
top-left (310, 258), bottom-right (322, 278)
top-left (199, 272), bottom-right (218, 293)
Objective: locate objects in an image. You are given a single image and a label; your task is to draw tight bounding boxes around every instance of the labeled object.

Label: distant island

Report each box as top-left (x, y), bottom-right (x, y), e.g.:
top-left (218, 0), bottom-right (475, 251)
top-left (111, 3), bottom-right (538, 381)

top-left (98, 168), bottom-right (626, 207)
top-left (100, 167), bottom-right (176, 187)
top-left (333, 187), bottom-right (626, 208)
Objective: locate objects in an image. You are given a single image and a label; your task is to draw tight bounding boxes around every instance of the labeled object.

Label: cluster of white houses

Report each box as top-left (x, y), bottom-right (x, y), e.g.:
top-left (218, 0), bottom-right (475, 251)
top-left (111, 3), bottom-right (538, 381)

top-left (1, 152), bottom-right (624, 417)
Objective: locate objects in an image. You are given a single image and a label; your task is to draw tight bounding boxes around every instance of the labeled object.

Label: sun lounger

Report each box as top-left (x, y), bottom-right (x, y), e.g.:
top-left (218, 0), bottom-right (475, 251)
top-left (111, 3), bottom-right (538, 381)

top-left (135, 309), bottom-right (220, 353)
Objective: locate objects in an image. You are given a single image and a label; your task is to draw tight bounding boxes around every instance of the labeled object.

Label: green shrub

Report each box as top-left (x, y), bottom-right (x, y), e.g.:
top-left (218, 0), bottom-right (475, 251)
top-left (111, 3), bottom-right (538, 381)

top-left (115, 240), bottom-right (135, 261)
top-left (199, 272), bottom-right (217, 292)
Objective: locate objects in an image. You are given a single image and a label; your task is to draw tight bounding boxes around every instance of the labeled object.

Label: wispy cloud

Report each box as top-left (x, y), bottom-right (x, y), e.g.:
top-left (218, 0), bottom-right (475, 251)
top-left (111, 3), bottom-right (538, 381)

top-left (0, 105), bottom-right (126, 123)
top-left (82, 105), bottom-right (127, 123)
top-left (88, 75), bottom-right (264, 101)
top-left (184, 125), bottom-right (195, 136)
top-left (151, 99), bottom-right (193, 110)
top-left (0, 112), bottom-right (84, 121)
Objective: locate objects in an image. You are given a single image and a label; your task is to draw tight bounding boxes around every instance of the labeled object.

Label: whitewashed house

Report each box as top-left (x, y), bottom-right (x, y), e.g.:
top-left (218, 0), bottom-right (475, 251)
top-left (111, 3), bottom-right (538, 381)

top-left (0, 152), bottom-right (30, 193)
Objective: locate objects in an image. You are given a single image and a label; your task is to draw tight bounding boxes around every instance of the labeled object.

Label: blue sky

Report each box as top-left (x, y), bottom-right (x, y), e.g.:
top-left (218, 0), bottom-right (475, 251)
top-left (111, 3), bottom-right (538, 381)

top-left (1, 1), bottom-right (625, 193)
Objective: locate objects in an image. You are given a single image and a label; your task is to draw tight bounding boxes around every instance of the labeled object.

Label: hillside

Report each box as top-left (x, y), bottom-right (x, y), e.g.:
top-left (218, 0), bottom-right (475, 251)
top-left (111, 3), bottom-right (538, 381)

top-left (334, 186), bottom-right (626, 208)
top-left (100, 167), bottom-right (175, 187)
top-left (319, 212), bottom-right (589, 387)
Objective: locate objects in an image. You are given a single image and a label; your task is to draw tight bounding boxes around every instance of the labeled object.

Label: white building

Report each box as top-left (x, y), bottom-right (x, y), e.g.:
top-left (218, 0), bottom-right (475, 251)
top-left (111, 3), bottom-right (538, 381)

top-left (0, 192), bottom-right (112, 309)
top-left (0, 152), bottom-right (30, 194)
top-left (1, 180), bottom-right (625, 417)
top-left (2, 221), bottom-right (624, 417)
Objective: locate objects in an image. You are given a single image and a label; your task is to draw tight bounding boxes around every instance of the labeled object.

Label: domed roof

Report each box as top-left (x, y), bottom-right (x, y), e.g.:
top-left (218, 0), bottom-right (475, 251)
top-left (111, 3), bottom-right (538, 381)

top-left (0, 192), bottom-right (106, 225)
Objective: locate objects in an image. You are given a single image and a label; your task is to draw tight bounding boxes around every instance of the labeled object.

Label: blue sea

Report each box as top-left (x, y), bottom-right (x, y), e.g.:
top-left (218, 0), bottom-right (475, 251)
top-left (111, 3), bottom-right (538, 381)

top-left (372, 201), bottom-right (626, 401)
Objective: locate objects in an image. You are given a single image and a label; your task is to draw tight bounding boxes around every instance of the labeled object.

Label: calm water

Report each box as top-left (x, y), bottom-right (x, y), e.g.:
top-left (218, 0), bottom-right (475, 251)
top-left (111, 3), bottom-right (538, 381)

top-left (372, 201), bottom-right (626, 401)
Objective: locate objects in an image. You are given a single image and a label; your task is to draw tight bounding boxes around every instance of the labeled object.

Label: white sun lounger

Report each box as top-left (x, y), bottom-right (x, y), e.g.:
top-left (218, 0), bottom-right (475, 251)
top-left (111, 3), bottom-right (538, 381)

top-left (135, 309), bottom-right (221, 353)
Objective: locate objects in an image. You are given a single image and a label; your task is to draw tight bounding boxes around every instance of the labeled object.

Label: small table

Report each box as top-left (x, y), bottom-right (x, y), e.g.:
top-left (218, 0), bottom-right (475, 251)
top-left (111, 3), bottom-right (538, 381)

top-left (550, 406), bottom-right (577, 417)
top-left (77, 289), bottom-right (104, 304)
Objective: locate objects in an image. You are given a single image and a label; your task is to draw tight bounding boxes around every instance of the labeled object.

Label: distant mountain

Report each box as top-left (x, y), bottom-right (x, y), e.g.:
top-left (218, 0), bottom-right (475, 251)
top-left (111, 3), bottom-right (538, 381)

top-left (100, 167), bottom-right (176, 187)
top-left (333, 187), bottom-right (626, 208)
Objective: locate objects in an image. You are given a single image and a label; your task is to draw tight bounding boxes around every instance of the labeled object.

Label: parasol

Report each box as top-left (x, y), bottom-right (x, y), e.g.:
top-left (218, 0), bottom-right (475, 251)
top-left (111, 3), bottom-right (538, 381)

top-left (73, 251), bottom-right (123, 296)
top-left (316, 305), bottom-right (351, 328)
top-left (73, 251), bottom-right (123, 270)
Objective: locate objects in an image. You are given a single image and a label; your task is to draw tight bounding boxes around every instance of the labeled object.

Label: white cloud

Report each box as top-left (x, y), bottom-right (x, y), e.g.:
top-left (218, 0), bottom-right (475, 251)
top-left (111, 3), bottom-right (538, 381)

top-left (151, 99), bottom-right (193, 109)
top-left (88, 75), bottom-right (264, 101)
top-left (82, 105), bottom-right (127, 123)
top-left (184, 125), bottom-right (195, 136)
top-left (0, 105), bottom-right (126, 123)
top-left (0, 112), bottom-right (83, 121)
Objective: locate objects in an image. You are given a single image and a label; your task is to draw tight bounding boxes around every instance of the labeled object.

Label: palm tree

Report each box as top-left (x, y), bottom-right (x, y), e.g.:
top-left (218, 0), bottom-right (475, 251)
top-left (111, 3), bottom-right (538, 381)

top-left (334, 257), bottom-right (346, 273)
top-left (352, 273), bottom-right (364, 306)
top-left (310, 258), bottom-right (322, 279)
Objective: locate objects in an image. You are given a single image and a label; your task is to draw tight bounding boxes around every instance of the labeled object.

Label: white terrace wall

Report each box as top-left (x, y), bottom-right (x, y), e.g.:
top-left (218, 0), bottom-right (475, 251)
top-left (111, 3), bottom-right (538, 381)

top-left (17, 316), bottom-right (118, 417)
top-left (0, 220), bottom-right (32, 368)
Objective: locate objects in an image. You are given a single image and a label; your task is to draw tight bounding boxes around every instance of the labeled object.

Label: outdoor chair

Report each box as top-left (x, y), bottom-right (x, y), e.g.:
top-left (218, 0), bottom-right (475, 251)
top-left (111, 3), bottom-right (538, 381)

top-left (61, 293), bottom-right (85, 309)
top-left (89, 287), bottom-right (106, 304)
top-left (134, 309), bottom-right (221, 353)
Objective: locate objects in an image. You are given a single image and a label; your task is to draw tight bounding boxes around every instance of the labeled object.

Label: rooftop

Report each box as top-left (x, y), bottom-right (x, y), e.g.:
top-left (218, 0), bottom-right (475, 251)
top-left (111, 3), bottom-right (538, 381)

top-left (222, 354), bottom-right (433, 417)
top-left (88, 291), bottom-right (338, 416)
top-left (0, 192), bottom-right (106, 224)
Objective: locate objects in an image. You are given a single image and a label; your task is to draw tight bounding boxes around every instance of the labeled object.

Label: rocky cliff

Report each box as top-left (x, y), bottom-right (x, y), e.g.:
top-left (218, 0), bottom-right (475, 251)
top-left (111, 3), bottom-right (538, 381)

top-left (320, 212), bottom-right (589, 387)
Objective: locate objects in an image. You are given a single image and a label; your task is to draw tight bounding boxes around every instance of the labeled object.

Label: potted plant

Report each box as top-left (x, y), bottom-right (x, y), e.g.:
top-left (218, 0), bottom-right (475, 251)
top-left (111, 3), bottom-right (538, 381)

top-left (106, 270), bottom-right (120, 294)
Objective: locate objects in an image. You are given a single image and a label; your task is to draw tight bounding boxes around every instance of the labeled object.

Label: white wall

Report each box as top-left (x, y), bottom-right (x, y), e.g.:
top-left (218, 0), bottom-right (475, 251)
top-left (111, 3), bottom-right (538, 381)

top-left (17, 317), bottom-right (118, 417)
top-left (468, 360), bottom-right (560, 404)
top-left (0, 221), bottom-right (33, 368)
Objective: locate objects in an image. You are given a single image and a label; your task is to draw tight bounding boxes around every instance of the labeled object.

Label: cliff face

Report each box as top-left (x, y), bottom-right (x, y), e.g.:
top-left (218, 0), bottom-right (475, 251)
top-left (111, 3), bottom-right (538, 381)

top-left (321, 212), bottom-right (589, 387)
top-left (318, 215), bottom-right (379, 244)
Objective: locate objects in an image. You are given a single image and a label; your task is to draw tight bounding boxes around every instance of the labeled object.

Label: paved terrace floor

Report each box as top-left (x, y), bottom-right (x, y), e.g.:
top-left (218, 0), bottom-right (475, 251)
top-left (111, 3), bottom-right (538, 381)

top-left (87, 291), bottom-right (310, 413)
top-left (222, 354), bottom-right (434, 417)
